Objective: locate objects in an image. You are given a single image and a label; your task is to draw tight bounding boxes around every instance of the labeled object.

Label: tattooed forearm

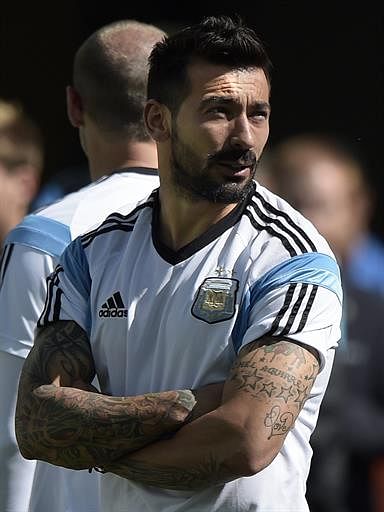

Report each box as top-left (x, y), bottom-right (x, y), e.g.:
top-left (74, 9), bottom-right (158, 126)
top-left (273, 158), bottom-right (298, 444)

top-left (83, 340), bottom-right (318, 489)
top-left (105, 452), bottom-right (231, 490)
top-left (15, 321), bottom-right (196, 470)
top-left (25, 321), bottom-right (96, 388)
top-left (16, 386), bottom-right (195, 468)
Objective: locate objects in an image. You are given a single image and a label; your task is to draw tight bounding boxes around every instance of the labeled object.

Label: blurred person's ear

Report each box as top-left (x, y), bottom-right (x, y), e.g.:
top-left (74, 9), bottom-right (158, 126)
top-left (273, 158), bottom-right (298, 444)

top-left (66, 86), bottom-right (84, 127)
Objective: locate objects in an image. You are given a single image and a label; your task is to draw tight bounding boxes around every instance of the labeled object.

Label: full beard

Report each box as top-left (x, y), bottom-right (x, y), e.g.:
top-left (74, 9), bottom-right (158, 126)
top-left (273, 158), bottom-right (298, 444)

top-left (170, 130), bottom-right (257, 204)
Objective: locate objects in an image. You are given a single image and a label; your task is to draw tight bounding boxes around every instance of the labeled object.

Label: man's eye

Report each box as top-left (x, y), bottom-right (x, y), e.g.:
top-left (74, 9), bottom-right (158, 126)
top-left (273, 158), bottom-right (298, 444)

top-left (251, 110), bottom-right (269, 120)
top-left (207, 107), bottom-right (228, 115)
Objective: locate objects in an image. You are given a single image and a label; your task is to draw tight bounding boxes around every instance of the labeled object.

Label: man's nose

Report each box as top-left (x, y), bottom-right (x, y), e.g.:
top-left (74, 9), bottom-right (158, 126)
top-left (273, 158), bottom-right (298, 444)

top-left (230, 116), bottom-right (254, 150)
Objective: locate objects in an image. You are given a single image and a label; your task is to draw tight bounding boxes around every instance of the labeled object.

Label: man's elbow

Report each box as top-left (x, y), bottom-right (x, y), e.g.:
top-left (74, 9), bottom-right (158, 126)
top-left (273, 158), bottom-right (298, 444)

top-left (15, 414), bottom-right (42, 461)
top-left (223, 428), bottom-right (280, 478)
top-left (246, 449), bottom-right (278, 476)
top-left (18, 445), bottom-right (36, 461)
top-left (229, 448), bottom-right (277, 477)
top-left (15, 429), bottom-right (36, 460)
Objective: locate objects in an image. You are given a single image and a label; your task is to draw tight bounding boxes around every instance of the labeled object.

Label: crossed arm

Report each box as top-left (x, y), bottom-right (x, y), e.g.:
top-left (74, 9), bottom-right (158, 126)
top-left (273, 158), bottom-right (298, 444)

top-left (102, 336), bottom-right (320, 490)
top-left (16, 320), bottom-right (320, 488)
top-left (15, 321), bottom-right (222, 470)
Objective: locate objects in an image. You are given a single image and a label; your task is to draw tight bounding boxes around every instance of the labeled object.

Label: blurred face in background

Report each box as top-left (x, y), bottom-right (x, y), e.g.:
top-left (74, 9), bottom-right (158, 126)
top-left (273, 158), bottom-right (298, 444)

top-left (280, 157), bottom-right (370, 263)
top-left (0, 161), bottom-right (41, 244)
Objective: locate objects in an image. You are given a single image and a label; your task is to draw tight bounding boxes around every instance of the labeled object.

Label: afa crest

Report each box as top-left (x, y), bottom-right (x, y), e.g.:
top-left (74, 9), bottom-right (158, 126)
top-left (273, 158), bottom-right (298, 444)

top-left (192, 277), bottom-right (239, 324)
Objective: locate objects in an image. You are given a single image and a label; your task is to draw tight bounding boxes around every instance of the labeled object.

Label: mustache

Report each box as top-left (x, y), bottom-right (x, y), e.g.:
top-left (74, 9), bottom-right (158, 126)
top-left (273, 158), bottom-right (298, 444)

top-left (207, 149), bottom-right (257, 167)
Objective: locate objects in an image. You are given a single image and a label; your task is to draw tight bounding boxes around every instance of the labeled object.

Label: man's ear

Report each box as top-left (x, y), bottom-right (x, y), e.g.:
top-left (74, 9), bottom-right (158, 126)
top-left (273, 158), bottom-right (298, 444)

top-left (66, 86), bottom-right (84, 127)
top-left (144, 100), bottom-right (171, 142)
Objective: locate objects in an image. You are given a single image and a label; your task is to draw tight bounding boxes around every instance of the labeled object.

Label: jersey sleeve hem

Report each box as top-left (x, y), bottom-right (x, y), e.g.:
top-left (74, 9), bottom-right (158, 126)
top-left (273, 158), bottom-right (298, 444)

top-left (5, 215), bottom-right (71, 258)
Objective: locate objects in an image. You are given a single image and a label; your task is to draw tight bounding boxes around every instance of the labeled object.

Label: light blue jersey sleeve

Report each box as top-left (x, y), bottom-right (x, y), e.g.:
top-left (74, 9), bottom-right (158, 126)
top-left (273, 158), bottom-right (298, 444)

top-left (232, 252), bottom-right (343, 370)
top-left (0, 214), bottom-right (72, 358)
top-left (5, 214), bottom-right (71, 258)
top-left (38, 237), bottom-right (92, 335)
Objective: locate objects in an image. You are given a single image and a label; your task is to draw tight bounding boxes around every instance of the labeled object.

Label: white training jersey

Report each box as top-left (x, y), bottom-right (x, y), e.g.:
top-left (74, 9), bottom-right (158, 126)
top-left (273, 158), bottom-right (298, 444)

top-left (39, 181), bottom-right (342, 512)
top-left (0, 168), bottom-right (159, 512)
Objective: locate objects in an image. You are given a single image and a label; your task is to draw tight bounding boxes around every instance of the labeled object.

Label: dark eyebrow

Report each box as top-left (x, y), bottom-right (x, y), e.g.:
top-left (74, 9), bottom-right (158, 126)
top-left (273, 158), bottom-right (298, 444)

top-left (199, 96), bottom-right (271, 112)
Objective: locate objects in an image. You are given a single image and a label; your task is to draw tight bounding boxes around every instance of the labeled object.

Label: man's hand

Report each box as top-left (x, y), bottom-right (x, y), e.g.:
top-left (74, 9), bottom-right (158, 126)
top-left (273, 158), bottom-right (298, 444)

top-left (188, 382), bottom-right (224, 422)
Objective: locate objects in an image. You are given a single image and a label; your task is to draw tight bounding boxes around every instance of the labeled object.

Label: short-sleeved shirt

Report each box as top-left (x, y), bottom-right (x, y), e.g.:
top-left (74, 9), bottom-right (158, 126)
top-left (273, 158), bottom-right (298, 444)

top-left (39, 181), bottom-right (342, 512)
top-left (0, 168), bottom-right (159, 512)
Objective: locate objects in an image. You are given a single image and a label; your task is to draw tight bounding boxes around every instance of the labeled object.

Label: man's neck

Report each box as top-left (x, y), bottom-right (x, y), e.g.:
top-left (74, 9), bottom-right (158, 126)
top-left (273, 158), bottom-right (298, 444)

top-left (158, 186), bottom-right (237, 251)
top-left (88, 141), bottom-right (158, 181)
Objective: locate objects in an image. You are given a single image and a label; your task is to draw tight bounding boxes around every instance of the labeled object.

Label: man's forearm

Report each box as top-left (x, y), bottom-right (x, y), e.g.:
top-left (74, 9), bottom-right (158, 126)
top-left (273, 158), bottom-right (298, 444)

top-left (102, 339), bottom-right (318, 490)
top-left (102, 410), bottom-right (246, 490)
top-left (15, 322), bottom-right (224, 473)
top-left (16, 384), bottom-right (196, 470)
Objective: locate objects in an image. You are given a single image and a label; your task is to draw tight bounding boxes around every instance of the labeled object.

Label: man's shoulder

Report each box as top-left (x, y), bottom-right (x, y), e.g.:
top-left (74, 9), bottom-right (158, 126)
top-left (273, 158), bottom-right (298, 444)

top-left (248, 182), bottom-right (334, 257)
top-left (4, 215), bottom-right (72, 259)
top-left (78, 192), bottom-right (155, 253)
top-left (42, 170), bottom-right (158, 239)
top-left (5, 173), bottom-right (158, 258)
top-left (3, 183), bottom-right (95, 257)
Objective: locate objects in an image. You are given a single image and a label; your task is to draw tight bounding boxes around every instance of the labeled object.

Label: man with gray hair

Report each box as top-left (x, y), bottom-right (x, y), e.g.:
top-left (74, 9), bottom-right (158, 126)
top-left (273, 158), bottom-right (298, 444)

top-left (0, 19), bottom-right (165, 512)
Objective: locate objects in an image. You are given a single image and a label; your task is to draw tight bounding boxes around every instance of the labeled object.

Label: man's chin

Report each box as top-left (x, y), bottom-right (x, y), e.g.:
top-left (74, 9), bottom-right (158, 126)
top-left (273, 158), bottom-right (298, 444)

top-left (202, 181), bottom-right (253, 204)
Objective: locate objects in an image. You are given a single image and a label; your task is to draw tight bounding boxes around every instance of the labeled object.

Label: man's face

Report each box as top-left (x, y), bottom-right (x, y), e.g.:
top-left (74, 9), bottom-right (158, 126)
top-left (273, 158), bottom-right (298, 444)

top-left (283, 160), bottom-right (366, 261)
top-left (0, 165), bottom-right (24, 209)
top-left (168, 60), bottom-right (270, 203)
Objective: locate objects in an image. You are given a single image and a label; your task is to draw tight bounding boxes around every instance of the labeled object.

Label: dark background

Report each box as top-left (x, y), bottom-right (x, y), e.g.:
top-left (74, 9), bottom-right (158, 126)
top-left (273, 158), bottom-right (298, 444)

top-left (1, 3), bottom-right (383, 236)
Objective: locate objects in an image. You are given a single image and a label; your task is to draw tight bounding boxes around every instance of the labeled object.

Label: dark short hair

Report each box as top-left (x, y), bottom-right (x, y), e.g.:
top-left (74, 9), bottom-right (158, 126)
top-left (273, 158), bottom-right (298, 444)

top-left (74, 20), bottom-right (165, 141)
top-left (147, 15), bottom-right (272, 113)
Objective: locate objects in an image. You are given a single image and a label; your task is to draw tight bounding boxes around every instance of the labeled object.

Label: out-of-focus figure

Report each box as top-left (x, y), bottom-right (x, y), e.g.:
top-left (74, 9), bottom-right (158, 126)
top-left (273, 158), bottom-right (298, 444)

top-left (0, 100), bottom-right (43, 247)
top-left (259, 133), bottom-right (384, 295)
top-left (260, 133), bottom-right (384, 512)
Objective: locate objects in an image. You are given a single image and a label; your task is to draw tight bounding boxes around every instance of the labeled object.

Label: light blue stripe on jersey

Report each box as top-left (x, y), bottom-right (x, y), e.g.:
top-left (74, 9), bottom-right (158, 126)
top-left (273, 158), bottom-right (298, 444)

top-left (232, 252), bottom-right (341, 352)
top-left (4, 214), bottom-right (71, 258)
top-left (59, 237), bottom-right (92, 333)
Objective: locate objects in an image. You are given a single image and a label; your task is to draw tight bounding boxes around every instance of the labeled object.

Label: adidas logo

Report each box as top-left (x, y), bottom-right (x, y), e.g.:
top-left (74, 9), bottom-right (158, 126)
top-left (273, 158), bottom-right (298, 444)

top-left (99, 291), bottom-right (128, 318)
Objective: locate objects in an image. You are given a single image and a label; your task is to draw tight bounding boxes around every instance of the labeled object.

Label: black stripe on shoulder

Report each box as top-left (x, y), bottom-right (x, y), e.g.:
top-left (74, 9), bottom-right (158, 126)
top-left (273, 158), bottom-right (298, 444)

top-left (81, 197), bottom-right (154, 249)
top-left (279, 283), bottom-right (309, 336)
top-left (83, 224), bottom-right (135, 249)
top-left (296, 285), bottom-right (319, 332)
top-left (268, 284), bottom-right (319, 338)
top-left (244, 209), bottom-right (298, 257)
top-left (267, 283), bottom-right (297, 335)
top-left (250, 199), bottom-right (308, 254)
top-left (254, 191), bottom-right (317, 252)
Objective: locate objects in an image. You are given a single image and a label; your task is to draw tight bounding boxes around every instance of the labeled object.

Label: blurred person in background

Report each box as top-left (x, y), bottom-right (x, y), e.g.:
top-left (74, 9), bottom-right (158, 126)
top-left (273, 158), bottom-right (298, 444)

top-left (260, 133), bottom-right (384, 512)
top-left (0, 19), bottom-right (166, 512)
top-left (259, 133), bottom-right (384, 296)
top-left (0, 99), bottom-right (43, 247)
